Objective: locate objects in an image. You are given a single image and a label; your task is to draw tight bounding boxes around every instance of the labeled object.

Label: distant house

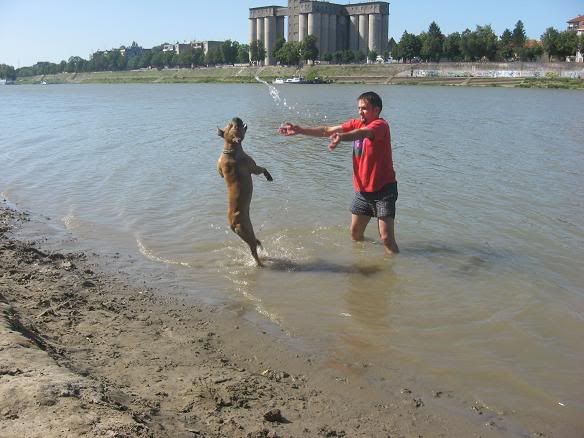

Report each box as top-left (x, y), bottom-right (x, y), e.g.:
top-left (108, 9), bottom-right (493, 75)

top-left (567, 15), bottom-right (584, 62)
top-left (161, 41), bottom-right (223, 55)
top-left (191, 41), bottom-right (223, 55)
top-left (120, 45), bottom-right (144, 59)
top-left (567, 15), bottom-right (584, 33)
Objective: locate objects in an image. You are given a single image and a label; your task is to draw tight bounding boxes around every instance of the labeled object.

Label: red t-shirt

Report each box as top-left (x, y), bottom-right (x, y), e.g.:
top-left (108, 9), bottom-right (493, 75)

top-left (341, 117), bottom-right (396, 192)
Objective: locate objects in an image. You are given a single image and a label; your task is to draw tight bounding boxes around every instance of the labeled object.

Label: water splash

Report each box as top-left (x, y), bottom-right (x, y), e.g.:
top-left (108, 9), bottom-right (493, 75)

top-left (255, 76), bottom-right (288, 109)
top-left (62, 209), bottom-right (78, 231)
top-left (254, 75), bottom-right (328, 123)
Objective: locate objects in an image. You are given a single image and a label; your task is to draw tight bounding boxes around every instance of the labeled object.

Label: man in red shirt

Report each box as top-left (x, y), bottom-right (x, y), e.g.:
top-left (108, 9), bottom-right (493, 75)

top-left (280, 91), bottom-right (399, 254)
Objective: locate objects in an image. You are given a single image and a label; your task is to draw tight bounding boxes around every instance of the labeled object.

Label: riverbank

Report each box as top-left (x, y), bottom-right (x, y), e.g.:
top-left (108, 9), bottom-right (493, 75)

top-left (13, 62), bottom-right (584, 89)
top-left (2, 198), bottom-right (566, 437)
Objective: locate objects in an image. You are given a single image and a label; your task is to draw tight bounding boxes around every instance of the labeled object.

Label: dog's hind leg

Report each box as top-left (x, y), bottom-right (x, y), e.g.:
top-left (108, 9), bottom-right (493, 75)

top-left (231, 222), bottom-right (264, 267)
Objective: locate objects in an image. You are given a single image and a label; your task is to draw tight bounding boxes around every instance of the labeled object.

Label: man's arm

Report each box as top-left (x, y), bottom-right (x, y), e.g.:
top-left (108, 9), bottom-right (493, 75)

top-left (280, 123), bottom-right (343, 138)
top-left (328, 127), bottom-right (374, 151)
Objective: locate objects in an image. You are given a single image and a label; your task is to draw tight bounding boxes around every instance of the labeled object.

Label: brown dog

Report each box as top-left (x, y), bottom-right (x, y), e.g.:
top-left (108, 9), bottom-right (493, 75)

top-left (217, 117), bottom-right (273, 266)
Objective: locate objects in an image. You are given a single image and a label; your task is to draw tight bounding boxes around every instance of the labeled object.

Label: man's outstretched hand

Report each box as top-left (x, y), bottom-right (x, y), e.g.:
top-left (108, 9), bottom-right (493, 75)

top-left (328, 133), bottom-right (340, 151)
top-left (279, 123), bottom-right (299, 136)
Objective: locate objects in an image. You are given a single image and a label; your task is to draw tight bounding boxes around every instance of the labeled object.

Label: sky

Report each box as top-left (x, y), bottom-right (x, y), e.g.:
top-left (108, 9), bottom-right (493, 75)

top-left (1, 0), bottom-right (582, 68)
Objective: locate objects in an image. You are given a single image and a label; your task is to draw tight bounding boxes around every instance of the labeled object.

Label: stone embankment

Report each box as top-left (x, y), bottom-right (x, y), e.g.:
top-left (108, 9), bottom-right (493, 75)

top-left (15, 62), bottom-right (584, 87)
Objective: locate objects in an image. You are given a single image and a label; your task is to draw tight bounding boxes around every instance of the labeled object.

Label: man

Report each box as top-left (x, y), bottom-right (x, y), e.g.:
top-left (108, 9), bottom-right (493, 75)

top-left (280, 91), bottom-right (399, 254)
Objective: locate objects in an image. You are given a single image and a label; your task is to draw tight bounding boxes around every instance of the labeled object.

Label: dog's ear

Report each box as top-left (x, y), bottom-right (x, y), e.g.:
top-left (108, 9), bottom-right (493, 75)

top-left (217, 127), bottom-right (224, 138)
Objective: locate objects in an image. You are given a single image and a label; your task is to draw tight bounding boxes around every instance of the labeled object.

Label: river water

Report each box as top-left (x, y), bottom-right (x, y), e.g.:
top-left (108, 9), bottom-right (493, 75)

top-left (1, 83), bottom-right (583, 433)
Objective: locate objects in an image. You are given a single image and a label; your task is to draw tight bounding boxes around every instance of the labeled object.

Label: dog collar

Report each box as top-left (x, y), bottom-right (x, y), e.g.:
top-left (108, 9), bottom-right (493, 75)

top-left (223, 149), bottom-right (235, 154)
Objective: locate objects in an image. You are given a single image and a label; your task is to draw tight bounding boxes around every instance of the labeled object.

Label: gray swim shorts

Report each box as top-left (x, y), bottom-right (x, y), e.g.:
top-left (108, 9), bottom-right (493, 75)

top-left (351, 182), bottom-right (398, 219)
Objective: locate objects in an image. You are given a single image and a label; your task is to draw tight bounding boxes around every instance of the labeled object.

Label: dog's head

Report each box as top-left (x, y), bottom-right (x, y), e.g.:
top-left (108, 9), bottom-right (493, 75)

top-left (217, 117), bottom-right (247, 145)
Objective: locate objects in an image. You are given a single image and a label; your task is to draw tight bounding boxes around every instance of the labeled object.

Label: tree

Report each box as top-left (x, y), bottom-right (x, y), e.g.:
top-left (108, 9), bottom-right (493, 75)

top-left (541, 27), bottom-right (560, 61)
top-left (301, 35), bottom-right (319, 63)
top-left (387, 37), bottom-right (397, 54)
top-left (0, 64), bottom-right (16, 80)
top-left (138, 50), bottom-right (153, 68)
top-left (205, 48), bottom-right (222, 65)
top-left (367, 50), bottom-right (378, 63)
top-left (151, 52), bottom-right (164, 69)
top-left (556, 30), bottom-right (579, 60)
top-left (460, 25), bottom-right (497, 61)
top-left (178, 49), bottom-right (193, 68)
top-left (236, 44), bottom-right (250, 64)
top-left (249, 40), bottom-right (266, 64)
top-left (342, 49), bottom-right (355, 64)
top-left (354, 49), bottom-right (367, 63)
top-left (127, 56), bottom-right (140, 70)
top-left (90, 51), bottom-right (107, 71)
top-left (67, 56), bottom-right (86, 73)
top-left (221, 40), bottom-right (238, 64)
top-left (272, 37), bottom-right (286, 63)
top-left (192, 48), bottom-right (205, 66)
top-left (512, 20), bottom-right (527, 51)
top-left (163, 51), bottom-right (176, 67)
top-left (397, 31), bottom-right (421, 61)
top-left (523, 40), bottom-right (544, 61)
top-left (276, 41), bottom-right (302, 65)
top-left (442, 32), bottom-right (462, 61)
top-left (332, 50), bottom-right (344, 64)
top-left (421, 21), bottom-right (444, 62)
top-left (498, 29), bottom-right (514, 61)
top-left (511, 20), bottom-right (528, 60)
top-left (109, 50), bottom-right (126, 70)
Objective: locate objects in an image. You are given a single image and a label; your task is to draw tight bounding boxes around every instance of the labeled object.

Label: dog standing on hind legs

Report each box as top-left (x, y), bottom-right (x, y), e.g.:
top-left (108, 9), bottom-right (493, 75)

top-left (217, 117), bottom-right (273, 267)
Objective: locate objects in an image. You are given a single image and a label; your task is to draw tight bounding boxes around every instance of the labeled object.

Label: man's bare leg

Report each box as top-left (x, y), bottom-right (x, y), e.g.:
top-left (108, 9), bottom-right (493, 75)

top-left (378, 216), bottom-right (400, 254)
top-left (350, 214), bottom-right (371, 241)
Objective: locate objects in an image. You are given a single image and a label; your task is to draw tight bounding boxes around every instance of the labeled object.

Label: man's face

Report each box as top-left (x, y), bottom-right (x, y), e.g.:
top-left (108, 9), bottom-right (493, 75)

top-left (357, 99), bottom-right (380, 124)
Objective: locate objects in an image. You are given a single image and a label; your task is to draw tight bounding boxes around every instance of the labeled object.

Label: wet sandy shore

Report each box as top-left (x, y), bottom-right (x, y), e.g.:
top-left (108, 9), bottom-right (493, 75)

top-left (1, 202), bottom-right (557, 437)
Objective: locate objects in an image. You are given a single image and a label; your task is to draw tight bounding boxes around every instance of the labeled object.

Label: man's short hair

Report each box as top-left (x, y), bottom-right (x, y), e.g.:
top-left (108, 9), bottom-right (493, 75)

top-left (358, 91), bottom-right (383, 111)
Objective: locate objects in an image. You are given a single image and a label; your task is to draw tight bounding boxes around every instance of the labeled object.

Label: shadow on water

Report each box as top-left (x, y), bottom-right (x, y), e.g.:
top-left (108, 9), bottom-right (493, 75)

top-left (263, 257), bottom-right (382, 276)
top-left (402, 241), bottom-right (510, 276)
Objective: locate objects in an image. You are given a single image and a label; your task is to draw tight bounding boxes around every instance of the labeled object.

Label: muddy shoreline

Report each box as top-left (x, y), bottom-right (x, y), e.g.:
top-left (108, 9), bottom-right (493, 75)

top-left (1, 201), bottom-right (561, 437)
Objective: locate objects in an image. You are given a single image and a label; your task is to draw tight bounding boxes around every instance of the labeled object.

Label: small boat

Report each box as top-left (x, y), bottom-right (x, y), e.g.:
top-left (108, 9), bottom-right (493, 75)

top-left (273, 76), bottom-right (330, 85)
top-left (41, 81), bottom-right (47, 85)
top-left (285, 76), bottom-right (304, 83)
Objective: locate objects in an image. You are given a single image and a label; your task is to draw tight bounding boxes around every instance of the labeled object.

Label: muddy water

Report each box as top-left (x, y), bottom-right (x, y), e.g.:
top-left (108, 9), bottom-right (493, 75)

top-left (1, 83), bottom-right (583, 433)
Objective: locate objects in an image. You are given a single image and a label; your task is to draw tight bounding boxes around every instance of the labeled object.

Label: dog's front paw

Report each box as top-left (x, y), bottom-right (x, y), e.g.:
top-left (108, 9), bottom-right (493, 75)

top-left (264, 170), bottom-right (273, 181)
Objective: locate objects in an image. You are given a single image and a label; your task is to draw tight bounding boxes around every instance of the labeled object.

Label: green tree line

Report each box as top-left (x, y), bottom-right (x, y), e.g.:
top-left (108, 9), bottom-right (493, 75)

top-left (12, 40), bottom-right (252, 78)
top-left (392, 20), bottom-right (584, 62)
top-left (0, 64), bottom-right (17, 80)
top-left (4, 20), bottom-right (584, 78)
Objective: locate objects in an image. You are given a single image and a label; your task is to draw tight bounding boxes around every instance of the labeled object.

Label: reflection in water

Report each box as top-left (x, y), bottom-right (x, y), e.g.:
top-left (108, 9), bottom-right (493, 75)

top-left (323, 264), bottom-right (396, 375)
top-left (264, 256), bottom-right (382, 275)
top-left (403, 241), bottom-right (505, 276)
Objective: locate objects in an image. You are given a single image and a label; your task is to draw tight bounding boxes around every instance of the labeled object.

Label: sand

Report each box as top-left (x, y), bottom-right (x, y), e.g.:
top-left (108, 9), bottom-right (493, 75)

top-left (1, 202), bottom-right (554, 437)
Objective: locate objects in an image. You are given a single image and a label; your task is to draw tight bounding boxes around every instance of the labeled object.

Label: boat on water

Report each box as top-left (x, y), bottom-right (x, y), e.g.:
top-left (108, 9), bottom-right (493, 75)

top-left (272, 76), bottom-right (330, 85)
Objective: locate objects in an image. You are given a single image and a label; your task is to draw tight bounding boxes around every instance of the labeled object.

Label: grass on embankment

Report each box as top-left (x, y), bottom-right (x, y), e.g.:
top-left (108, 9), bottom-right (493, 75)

top-left (15, 64), bottom-right (584, 89)
top-left (517, 77), bottom-right (584, 89)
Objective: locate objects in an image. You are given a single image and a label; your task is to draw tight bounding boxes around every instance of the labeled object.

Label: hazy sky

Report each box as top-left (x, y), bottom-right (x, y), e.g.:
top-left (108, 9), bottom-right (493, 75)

top-left (1, 0), bottom-right (581, 67)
